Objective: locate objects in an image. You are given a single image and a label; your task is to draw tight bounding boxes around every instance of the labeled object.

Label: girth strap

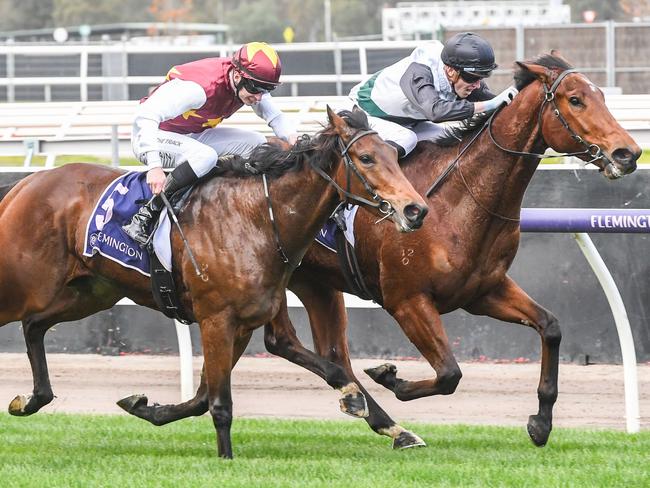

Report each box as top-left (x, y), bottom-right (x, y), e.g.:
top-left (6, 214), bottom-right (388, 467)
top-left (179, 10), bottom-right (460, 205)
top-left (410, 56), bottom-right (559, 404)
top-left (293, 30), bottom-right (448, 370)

top-left (148, 244), bottom-right (192, 325)
top-left (332, 207), bottom-right (379, 304)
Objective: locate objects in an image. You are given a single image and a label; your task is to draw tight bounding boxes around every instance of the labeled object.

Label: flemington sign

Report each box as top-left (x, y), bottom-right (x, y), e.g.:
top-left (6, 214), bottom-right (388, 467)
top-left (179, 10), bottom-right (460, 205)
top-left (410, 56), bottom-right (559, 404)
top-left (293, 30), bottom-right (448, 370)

top-left (521, 208), bottom-right (650, 233)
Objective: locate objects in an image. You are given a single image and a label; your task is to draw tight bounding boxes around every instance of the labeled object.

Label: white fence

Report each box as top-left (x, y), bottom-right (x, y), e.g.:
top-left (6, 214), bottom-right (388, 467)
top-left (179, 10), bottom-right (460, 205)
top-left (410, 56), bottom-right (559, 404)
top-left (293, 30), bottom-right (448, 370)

top-left (0, 41), bottom-right (423, 101)
top-left (0, 95), bottom-right (649, 167)
top-left (2, 23), bottom-right (650, 100)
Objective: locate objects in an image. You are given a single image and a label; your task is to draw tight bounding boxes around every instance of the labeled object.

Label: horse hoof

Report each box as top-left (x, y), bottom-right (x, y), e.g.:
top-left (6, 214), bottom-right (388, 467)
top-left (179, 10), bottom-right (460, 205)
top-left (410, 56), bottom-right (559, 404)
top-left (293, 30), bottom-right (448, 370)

top-left (393, 430), bottom-right (427, 450)
top-left (117, 394), bottom-right (148, 413)
top-left (8, 394), bottom-right (33, 416)
top-left (364, 363), bottom-right (398, 389)
top-left (527, 414), bottom-right (551, 447)
top-left (339, 391), bottom-right (369, 418)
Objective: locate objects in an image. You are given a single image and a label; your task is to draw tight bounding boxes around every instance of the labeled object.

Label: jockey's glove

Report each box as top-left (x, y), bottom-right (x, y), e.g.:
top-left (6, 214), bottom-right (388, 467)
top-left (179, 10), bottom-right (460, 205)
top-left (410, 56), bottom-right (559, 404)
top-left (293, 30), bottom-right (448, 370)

top-left (483, 86), bottom-right (519, 112)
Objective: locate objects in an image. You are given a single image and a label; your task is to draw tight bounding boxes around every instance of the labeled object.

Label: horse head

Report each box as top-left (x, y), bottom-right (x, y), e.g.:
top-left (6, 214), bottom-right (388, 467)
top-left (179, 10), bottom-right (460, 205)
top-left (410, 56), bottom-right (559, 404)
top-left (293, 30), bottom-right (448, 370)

top-left (325, 105), bottom-right (428, 231)
top-left (514, 55), bottom-right (640, 179)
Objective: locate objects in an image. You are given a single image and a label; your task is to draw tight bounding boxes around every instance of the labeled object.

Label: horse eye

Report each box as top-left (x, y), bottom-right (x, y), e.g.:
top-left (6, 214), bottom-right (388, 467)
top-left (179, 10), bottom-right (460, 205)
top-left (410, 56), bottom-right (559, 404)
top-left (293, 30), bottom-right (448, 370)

top-left (569, 96), bottom-right (581, 106)
top-left (359, 154), bottom-right (374, 165)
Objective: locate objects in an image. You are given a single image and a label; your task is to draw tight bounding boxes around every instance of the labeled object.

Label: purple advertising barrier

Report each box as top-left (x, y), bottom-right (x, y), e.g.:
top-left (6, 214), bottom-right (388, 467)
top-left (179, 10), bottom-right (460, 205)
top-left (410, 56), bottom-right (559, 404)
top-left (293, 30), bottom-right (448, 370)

top-left (520, 208), bottom-right (650, 233)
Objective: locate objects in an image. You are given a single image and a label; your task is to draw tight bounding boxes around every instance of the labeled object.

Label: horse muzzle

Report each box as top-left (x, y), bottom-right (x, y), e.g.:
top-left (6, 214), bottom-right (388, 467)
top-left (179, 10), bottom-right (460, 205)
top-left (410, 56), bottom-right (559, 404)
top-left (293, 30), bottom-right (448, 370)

top-left (602, 146), bottom-right (640, 180)
top-left (399, 203), bottom-right (428, 231)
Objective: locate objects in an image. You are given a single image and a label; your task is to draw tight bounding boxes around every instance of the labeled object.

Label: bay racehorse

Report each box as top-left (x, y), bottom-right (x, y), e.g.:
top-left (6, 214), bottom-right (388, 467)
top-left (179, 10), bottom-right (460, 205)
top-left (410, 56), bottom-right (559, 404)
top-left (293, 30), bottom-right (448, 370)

top-left (131, 55), bottom-right (640, 449)
top-left (0, 107), bottom-right (427, 458)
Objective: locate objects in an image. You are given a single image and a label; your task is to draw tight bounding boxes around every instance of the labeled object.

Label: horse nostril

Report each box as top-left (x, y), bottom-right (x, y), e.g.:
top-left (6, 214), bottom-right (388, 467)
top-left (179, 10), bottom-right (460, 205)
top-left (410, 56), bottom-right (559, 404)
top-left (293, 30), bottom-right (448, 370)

top-left (611, 147), bottom-right (638, 174)
top-left (404, 204), bottom-right (428, 226)
top-left (612, 148), bottom-right (634, 165)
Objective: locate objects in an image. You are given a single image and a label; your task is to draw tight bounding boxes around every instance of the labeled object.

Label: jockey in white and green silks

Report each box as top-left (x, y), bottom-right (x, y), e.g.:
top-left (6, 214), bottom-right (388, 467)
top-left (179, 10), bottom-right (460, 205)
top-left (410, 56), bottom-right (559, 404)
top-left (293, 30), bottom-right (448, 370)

top-left (349, 32), bottom-right (519, 158)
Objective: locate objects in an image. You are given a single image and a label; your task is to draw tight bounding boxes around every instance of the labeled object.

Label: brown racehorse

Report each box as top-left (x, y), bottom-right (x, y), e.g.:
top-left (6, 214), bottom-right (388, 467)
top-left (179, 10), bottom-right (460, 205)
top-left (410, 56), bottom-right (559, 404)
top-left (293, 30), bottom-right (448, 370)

top-left (0, 107), bottom-right (427, 458)
top-left (132, 55), bottom-right (640, 449)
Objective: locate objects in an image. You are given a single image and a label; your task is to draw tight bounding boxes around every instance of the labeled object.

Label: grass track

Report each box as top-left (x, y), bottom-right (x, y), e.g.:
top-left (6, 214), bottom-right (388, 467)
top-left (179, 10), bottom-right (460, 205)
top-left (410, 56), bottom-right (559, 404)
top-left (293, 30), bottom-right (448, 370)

top-left (0, 413), bottom-right (648, 487)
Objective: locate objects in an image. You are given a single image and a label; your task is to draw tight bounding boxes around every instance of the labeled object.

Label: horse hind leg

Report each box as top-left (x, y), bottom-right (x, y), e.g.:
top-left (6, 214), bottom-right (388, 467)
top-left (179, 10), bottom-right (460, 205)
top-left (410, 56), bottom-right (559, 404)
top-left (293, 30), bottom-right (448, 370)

top-left (285, 282), bottom-right (425, 449)
top-left (8, 316), bottom-right (56, 416)
top-left (8, 280), bottom-right (119, 416)
top-left (466, 276), bottom-right (560, 447)
top-left (265, 296), bottom-right (368, 419)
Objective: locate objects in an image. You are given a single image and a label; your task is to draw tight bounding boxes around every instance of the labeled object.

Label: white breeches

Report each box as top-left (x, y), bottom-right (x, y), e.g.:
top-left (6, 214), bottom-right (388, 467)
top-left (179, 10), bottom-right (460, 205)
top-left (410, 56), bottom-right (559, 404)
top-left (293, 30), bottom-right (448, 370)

top-left (364, 115), bottom-right (446, 157)
top-left (132, 125), bottom-right (266, 177)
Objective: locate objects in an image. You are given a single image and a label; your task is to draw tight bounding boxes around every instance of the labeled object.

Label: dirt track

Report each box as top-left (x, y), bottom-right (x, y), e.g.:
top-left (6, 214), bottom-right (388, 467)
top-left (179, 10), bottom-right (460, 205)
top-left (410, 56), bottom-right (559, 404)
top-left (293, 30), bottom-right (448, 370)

top-left (0, 353), bottom-right (648, 430)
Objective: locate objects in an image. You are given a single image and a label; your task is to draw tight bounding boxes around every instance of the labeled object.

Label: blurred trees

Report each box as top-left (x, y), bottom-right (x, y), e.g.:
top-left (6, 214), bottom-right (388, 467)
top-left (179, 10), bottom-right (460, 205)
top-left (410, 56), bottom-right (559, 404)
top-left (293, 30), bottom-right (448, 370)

top-left (563, 0), bottom-right (623, 22)
top-left (0, 0), bottom-right (393, 40)
top-left (51, 0), bottom-right (152, 26)
top-left (0, 0), bottom-right (55, 30)
top-left (1, 1), bottom-right (648, 40)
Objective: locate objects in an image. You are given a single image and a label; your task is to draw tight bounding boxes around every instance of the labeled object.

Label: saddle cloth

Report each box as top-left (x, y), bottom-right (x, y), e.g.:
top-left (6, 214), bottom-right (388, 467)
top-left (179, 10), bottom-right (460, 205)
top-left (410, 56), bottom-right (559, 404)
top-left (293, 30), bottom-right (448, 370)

top-left (315, 205), bottom-right (359, 252)
top-left (83, 171), bottom-right (172, 276)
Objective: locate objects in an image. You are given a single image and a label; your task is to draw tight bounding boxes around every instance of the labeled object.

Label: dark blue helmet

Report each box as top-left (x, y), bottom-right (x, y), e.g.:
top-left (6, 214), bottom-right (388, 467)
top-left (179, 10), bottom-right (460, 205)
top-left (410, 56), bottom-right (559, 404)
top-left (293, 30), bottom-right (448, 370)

top-left (441, 32), bottom-right (497, 78)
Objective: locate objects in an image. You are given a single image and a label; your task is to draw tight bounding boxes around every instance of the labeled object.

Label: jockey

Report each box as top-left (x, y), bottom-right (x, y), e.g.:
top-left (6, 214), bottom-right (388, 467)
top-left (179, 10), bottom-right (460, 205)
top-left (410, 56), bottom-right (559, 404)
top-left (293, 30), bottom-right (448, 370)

top-left (123, 41), bottom-right (298, 246)
top-left (349, 32), bottom-right (519, 159)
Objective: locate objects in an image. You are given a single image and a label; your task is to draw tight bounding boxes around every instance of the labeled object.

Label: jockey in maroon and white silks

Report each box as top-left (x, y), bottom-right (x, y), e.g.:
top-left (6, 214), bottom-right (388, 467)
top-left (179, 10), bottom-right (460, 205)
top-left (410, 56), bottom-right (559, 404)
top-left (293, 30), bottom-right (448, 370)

top-left (132, 42), bottom-right (296, 183)
top-left (123, 42), bottom-right (298, 246)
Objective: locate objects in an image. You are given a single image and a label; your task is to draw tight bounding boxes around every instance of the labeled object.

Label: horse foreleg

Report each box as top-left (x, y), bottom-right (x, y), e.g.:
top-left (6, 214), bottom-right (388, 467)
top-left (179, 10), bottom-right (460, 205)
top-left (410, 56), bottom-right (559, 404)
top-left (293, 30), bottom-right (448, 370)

top-left (283, 281), bottom-right (425, 449)
top-left (118, 331), bottom-right (253, 426)
top-left (118, 363), bottom-right (209, 425)
top-left (365, 295), bottom-right (462, 401)
top-left (466, 276), bottom-right (560, 447)
top-left (200, 312), bottom-right (237, 458)
top-left (265, 295), bottom-right (368, 418)
top-left (8, 317), bottom-right (55, 416)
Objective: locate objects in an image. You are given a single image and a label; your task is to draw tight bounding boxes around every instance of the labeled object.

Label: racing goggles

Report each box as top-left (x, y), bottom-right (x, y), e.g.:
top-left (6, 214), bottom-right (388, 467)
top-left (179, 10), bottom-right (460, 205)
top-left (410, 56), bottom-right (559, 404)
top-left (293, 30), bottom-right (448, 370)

top-left (458, 70), bottom-right (486, 84)
top-left (458, 68), bottom-right (492, 83)
top-left (241, 77), bottom-right (277, 95)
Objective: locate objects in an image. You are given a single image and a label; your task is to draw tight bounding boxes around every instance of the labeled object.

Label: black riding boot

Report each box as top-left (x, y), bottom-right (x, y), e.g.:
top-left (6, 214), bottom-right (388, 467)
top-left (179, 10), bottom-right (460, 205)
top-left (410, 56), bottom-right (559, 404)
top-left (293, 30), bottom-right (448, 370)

top-left (122, 162), bottom-right (198, 246)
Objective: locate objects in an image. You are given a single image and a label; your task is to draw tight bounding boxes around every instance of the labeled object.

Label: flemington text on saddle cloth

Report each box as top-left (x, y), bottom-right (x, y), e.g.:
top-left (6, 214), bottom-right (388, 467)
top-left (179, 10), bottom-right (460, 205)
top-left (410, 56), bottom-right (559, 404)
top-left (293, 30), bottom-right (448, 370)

top-left (83, 171), bottom-right (173, 276)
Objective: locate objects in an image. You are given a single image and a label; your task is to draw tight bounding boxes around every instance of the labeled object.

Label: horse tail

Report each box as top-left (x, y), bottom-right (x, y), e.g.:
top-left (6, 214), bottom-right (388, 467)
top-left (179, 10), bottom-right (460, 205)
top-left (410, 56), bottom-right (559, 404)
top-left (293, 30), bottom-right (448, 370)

top-left (0, 181), bottom-right (20, 203)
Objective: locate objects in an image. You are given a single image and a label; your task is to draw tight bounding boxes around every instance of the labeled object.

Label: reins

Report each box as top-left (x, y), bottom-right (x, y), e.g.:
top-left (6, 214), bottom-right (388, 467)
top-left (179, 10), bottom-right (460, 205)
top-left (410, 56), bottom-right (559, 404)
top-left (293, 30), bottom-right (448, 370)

top-left (426, 67), bottom-right (607, 223)
top-left (263, 128), bottom-right (393, 266)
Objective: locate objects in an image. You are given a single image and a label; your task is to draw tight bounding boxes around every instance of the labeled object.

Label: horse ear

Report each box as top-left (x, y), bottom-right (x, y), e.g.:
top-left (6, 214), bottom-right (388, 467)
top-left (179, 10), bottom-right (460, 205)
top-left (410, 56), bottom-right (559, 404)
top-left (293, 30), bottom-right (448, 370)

top-left (550, 49), bottom-right (571, 64)
top-left (516, 61), bottom-right (554, 86)
top-left (326, 105), bottom-right (349, 136)
top-left (326, 105), bottom-right (338, 125)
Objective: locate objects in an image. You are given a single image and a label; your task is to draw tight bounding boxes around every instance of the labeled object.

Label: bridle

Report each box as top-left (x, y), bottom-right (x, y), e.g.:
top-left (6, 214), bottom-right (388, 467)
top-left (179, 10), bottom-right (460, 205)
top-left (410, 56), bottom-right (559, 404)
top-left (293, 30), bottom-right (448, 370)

top-left (487, 68), bottom-right (605, 165)
top-left (426, 67), bottom-right (608, 222)
top-left (312, 130), bottom-right (394, 213)
top-left (263, 128), bottom-right (394, 266)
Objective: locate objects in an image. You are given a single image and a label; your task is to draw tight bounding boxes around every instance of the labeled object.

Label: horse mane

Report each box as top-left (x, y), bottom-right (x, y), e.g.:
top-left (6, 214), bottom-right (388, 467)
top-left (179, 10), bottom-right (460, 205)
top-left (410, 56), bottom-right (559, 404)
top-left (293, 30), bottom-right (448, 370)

top-left (209, 109), bottom-right (371, 179)
top-left (436, 53), bottom-right (574, 146)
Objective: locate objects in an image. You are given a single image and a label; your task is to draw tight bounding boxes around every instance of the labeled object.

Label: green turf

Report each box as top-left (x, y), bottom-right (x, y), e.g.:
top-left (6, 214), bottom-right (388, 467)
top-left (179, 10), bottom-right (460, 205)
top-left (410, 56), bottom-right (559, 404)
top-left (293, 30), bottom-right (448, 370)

top-left (0, 413), bottom-right (647, 487)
